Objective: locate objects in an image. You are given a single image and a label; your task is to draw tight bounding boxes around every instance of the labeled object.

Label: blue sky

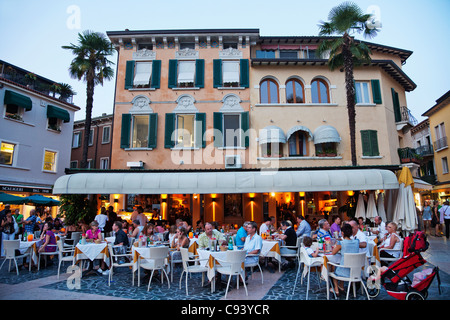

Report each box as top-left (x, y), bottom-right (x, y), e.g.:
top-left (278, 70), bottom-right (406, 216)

top-left (1, 0), bottom-right (449, 121)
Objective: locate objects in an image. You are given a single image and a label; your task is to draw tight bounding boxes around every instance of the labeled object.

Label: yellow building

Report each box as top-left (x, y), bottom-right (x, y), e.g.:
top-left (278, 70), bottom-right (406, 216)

top-left (422, 90), bottom-right (450, 200)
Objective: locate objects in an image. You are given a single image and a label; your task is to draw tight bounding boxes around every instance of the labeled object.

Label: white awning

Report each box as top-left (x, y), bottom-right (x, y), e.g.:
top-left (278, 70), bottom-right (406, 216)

top-left (413, 178), bottom-right (432, 191)
top-left (259, 126), bottom-right (287, 145)
top-left (222, 61), bottom-right (240, 84)
top-left (177, 61), bottom-right (196, 83)
top-left (133, 62), bottom-right (152, 86)
top-left (313, 125), bottom-right (342, 144)
top-left (53, 169), bottom-right (399, 195)
top-left (286, 125), bottom-right (313, 141)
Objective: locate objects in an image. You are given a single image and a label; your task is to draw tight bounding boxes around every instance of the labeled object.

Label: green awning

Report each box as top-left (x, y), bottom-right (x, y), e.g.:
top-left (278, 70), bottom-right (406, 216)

top-left (47, 105), bottom-right (70, 123)
top-left (4, 90), bottom-right (32, 111)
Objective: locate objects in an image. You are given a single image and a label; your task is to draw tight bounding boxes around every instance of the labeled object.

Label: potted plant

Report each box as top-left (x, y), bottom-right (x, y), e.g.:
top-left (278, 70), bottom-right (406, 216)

top-left (325, 148), bottom-right (337, 157)
top-left (24, 72), bottom-right (37, 88)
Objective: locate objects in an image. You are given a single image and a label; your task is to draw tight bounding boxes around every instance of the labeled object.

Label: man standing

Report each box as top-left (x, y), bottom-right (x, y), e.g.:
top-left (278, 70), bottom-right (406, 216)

top-left (439, 201), bottom-right (450, 239)
top-left (23, 209), bottom-right (38, 235)
top-left (95, 207), bottom-right (108, 232)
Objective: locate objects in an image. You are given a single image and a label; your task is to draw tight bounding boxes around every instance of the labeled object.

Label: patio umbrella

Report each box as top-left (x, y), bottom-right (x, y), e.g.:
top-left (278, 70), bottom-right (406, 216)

top-left (376, 192), bottom-right (387, 222)
top-left (392, 167), bottom-right (417, 233)
top-left (355, 193), bottom-right (366, 220)
top-left (0, 192), bottom-right (27, 204)
top-left (366, 192), bottom-right (378, 222)
top-left (24, 194), bottom-right (60, 206)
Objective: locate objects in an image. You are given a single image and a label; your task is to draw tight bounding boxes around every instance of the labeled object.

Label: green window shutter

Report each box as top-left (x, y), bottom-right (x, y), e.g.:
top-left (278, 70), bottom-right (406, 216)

top-left (150, 60), bottom-right (161, 89)
top-left (125, 60), bottom-right (135, 89)
top-left (168, 60), bottom-right (178, 88)
top-left (195, 59), bottom-right (205, 88)
top-left (213, 59), bottom-right (222, 88)
top-left (371, 79), bottom-right (382, 104)
top-left (195, 113), bottom-right (206, 148)
top-left (120, 113), bottom-right (132, 148)
top-left (361, 130), bottom-right (379, 156)
top-left (239, 59), bottom-right (249, 88)
top-left (213, 112), bottom-right (223, 147)
top-left (391, 88), bottom-right (401, 122)
top-left (164, 113), bottom-right (176, 148)
top-left (241, 111), bottom-right (250, 147)
top-left (148, 113), bottom-right (158, 149)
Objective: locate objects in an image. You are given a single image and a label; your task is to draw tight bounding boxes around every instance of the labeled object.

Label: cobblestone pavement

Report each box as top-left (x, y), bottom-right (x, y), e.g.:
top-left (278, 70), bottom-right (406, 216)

top-left (0, 236), bottom-right (448, 301)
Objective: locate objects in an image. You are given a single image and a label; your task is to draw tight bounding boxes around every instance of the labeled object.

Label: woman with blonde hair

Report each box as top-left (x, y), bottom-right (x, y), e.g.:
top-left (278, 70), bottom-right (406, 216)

top-left (378, 222), bottom-right (402, 266)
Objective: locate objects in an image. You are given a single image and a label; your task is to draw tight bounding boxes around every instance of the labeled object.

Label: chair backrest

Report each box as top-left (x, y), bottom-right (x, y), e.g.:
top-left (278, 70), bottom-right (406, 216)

top-left (3, 240), bottom-right (20, 258)
top-left (149, 246), bottom-right (169, 268)
top-left (71, 232), bottom-right (81, 244)
top-left (57, 239), bottom-right (64, 253)
top-left (342, 252), bottom-right (367, 280)
top-left (180, 248), bottom-right (190, 270)
top-left (226, 250), bottom-right (246, 273)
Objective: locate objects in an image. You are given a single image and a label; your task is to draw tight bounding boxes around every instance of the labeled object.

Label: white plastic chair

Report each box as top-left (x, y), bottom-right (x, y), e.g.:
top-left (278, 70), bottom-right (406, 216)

top-left (107, 244), bottom-right (134, 286)
top-left (139, 246), bottom-right (170, 291)
top-left (56, 239), bottom-right (75, 279)
top-left (292, 246), bottom-right (323, 299)
top-left (215, 250), bottom-right (248, 299)
top-left (179, 248), bottom-right (209, 295)
top-left (327, 252), bottom-right (371, 300)
top-left (279, 236), bottom-right (302, 272)
top-left (170, 248), bottom-right (183, 282)
top-left (0, 240), bottom-right (31, 275)
top-left (37, 240), bottom-right (58, 271)
top-left (64, 232), bottom-right (81, 249)
top-left (245, 253), bottom-right (264, 284)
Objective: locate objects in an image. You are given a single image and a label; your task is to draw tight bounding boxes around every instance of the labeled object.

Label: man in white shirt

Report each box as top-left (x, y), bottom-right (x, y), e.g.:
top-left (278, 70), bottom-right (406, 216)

top-left (372, 216), bottom-right (387, 239)
top-left (349, 220), bottom-right (369, 257)
top-left (439, 201), bottom-right (450, 239)
top-left (244, 221), bottom-right (263, 267)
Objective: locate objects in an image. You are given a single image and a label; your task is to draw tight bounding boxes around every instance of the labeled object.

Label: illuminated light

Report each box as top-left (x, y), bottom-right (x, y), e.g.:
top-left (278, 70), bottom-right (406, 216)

top-left (299, 192), bottom-right (305, 197)
top-left (161, 194), bottom-right (168, 199)
top-left (270, 192), bottom-right (275, 197)
top-left (251, 200), bottom-right (254, 221)
top-left (162, 202), bottom-right (167, 220)
top-left (347, 191), bottom-right (354, 196)
top-left (212, 200), bottom-right (216, 221)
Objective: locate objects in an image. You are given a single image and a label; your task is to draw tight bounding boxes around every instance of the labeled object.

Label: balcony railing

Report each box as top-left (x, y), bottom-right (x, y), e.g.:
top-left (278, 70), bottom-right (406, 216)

top-left (434, 136), bottom-right (448, 151)
top-left (415, 144), bottom-right (434, 157)
top-left (399, 106), bottom-right (418, 126)
top-left (398, 147), bottom-right (422, 164)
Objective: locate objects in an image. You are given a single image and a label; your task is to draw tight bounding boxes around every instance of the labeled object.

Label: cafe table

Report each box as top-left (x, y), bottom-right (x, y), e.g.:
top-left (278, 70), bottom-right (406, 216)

top-left (197, 249), bottom-right (232, 292)
top-left (19, 239), bottom-right (43, 265)
top-left (74, 241), bottom-right (110, 276)
top-left (260, 240), bottom-right (282, 264)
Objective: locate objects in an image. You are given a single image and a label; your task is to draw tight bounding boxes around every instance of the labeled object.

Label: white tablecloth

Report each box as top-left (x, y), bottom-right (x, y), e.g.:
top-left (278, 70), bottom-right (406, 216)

top-left (261, 240), bottom-right (282, 262)
top-left (19, 240), bottom-right (42, 264)
top-left (74, 242), bottom-right (109, 262)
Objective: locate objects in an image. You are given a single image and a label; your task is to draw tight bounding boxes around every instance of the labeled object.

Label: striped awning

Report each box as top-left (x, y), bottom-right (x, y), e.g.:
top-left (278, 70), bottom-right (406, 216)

top-left (313, 125), bottom-right (342, 144)
top-left (286, 125), bottom-right (313, 141)
top-left (259, 126), bottom-right (286, 145)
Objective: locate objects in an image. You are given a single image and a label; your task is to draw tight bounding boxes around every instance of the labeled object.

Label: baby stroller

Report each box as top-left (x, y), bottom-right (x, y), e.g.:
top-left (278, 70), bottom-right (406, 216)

top-left (367, 231), bottom-right (441, 300)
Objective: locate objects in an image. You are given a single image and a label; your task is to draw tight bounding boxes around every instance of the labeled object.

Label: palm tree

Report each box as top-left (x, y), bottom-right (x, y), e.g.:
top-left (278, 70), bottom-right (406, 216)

top-left (317, 2), bottom-right (379, 166)
top-left (62, 30), bottom-right (115, 168)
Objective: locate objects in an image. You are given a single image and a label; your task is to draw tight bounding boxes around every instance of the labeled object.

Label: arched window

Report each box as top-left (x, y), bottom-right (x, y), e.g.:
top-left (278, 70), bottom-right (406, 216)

top-left (311, 78), bottom-right (330, 103)
top-left (260, 79), bottom-right (279, 104)
top-left (285, 79), bottom-right (305, 103)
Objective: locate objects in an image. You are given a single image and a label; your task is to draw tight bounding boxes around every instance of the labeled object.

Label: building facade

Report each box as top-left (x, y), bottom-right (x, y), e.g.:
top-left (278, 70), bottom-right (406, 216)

top-left (0, 59), bottom-right (79, 216)
top-left (422, 90), bottom-right (450, 201)
top-left (56, 29), bottom-right (417, 227)
top-left (71, 113), bottom-right (113, 170)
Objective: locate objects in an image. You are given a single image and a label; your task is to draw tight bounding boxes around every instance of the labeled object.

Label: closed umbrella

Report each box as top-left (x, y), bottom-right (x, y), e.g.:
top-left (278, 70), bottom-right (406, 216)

top-left (24, 194), bottom-right (60, 206)
top-left (0, 192), bottom-right (27, 204)
top-left (392, 167), bottom-right (417, 233)
top-left (366, 192), bottom-right (378, 222)
top-left (355, 193), bottom-right (366, 220)
top-left (376, 193), bottom-right (387, 222)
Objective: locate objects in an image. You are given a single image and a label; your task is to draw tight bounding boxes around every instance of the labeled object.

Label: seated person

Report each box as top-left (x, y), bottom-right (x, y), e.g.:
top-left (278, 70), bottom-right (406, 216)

top-left (378, 222), bottom-right (402, 266)
top-left (198, 222), bottom-right (226, 249)
top-left (235, 222), bottom-right (249, 249)
top-left (243, 221), bottom-right (263, 267)
top-left (303, 236), bottom-right (319, 258)
top-left (86, 221), bottom-right (102, 241)
top-left (274, 220), bottom-right (298, 269)
top-left (313, 219), bottom-right (333, 241)
top-left (131, 219), bottom-right (143, 238)
top-left (112, 221), bottom-right (130, 264)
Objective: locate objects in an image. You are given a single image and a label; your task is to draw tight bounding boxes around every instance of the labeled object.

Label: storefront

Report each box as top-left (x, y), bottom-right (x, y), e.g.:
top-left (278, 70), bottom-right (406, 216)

top-left (54, 168), bottom-right (400, 228)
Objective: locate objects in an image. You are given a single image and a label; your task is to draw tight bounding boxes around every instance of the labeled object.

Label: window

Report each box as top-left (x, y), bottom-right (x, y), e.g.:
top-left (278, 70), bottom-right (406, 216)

top-left (70, 161), bottom-right (78, 169)
top-left (100, 157), bottom-right (109, 170)
top-left (176, 114), bottom-right (195, 148)
top-left (102, 126), bottom-right (111, 144)
top-left (223, 43), bottom-right (238, 49)
top-left (288, 131), bottom-right (308, 156)
top-left (43, 150), bottom-right (57, 172)
top-left (222, 61), bottom-right (240, 87)
top-left (86, 159), bottom-right (94, 169)
top-left (262, 143), bottom-right (282, 157)
top-left (255, 50), bottom-right (275, 58)
top-left (311, 79), bottom-right (330, 103)
top-left (315, 142), bottom-right (338, 157)
top-left (279, 51), bottom-right (298, 59)
top-left (260, 79), bottom-right (279, 104)
top-left (47, 117), bottom-right (61, 131)
top-left (285, 79), bottom-right (304, 103)
top-left (4, 103), bottom-right (24, 121)
top-left (132, 115), bottom-right (150, 149)
top-left (88, 128), bottom-right (94, 146)
top-left (177, 60), bottom-right (196, 87)
top-left (72, 132), bottom-right (81, 148)
top-left (180, 42), bottom-right (195, 50)
top-left (223, 114), bottom-right (241, 147)
top-left (355, 81), bottom-right (371, 104)
top-left (138, 43), bottom-right (153, 50)
top-left (133, 61), bottom-right (153, 87)
top-left (361, 130), bottom-right (379, 156)
top-left (434, 123), bottom-right (448, 150)
top-left (442, 157), bottom-right (449, 174)
top-left (0, 142), bottom-right (15, 165)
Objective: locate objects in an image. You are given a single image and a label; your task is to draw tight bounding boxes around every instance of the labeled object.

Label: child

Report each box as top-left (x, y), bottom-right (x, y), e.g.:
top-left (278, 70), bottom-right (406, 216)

top-left (303, 236), bottom-right (319, 258)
